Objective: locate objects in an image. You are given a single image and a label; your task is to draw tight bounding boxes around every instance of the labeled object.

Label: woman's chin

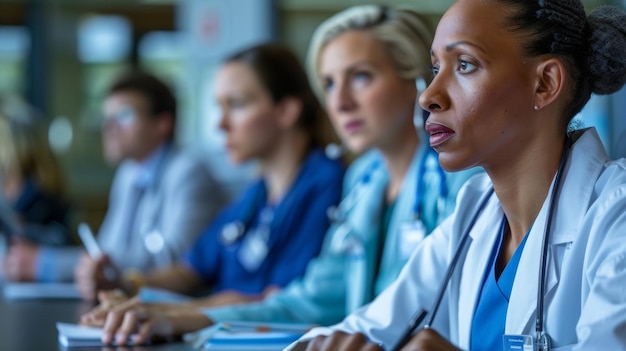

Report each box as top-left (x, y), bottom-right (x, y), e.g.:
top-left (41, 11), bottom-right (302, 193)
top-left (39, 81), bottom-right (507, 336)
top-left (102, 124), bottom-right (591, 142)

top-left (344, 140), bottom-right (373, 155)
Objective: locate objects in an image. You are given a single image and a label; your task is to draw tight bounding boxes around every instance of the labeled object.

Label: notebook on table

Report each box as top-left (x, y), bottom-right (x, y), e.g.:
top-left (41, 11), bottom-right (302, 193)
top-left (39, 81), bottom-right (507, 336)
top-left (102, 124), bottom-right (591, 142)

top-left (56, 322), bottom-right (149, 348)
top-left (58, 320), bottom-right (313, 350)
top-left (184, 321), bottom-right (313, 351)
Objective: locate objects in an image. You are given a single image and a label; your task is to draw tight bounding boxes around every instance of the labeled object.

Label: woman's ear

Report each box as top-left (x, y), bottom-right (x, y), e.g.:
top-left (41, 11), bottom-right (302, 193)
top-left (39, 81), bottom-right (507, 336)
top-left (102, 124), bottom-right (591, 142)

top-left (276, 97), bottom-right (303, 130)
top-left (533, 58), bottom-right (565, 110)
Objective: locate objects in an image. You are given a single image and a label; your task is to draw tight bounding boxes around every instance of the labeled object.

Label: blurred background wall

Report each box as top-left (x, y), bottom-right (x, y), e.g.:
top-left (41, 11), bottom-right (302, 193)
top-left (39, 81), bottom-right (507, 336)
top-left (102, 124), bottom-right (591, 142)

top-left (0, 0), bottom-right (624, 232)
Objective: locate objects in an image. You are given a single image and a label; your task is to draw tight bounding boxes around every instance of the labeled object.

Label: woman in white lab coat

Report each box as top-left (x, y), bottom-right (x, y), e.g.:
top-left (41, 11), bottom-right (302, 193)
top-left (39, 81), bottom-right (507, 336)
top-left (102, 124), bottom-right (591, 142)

top-left (295, 0), bottom-right (626, 350)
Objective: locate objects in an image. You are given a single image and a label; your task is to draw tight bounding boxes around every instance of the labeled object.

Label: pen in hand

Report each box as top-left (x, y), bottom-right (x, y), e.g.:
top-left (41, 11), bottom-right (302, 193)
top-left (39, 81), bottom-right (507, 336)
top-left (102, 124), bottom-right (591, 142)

top-left (389, 309), bottom-right (428, 351)
top-left (77, 223), bottom-right (118, 282)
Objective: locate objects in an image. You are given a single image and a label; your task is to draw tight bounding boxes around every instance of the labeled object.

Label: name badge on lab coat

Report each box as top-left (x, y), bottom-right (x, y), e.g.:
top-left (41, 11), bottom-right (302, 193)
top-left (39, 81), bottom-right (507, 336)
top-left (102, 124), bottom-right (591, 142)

top-left (237, 228), bottom-right (269, 273)
top-left (398, 220), bottom-right (427, 259)
top-left (503, 334), bottom-right (535, 351)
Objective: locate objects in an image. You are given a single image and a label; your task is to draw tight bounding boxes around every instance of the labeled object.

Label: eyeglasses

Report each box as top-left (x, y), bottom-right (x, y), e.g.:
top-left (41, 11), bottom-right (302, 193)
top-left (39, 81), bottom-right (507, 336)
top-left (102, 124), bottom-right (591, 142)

top-left (103, 106), bottom-right (137, 128)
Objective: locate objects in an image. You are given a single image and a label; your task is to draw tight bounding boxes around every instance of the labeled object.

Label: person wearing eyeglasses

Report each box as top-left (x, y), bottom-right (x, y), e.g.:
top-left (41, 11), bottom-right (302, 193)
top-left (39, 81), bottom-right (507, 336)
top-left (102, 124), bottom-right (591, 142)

top-left (13, 71), bottom-right (228, 291)
top-left (78, 6), bottom-right (480, 346)
top-left (79, 43), bottom-right (345, 309)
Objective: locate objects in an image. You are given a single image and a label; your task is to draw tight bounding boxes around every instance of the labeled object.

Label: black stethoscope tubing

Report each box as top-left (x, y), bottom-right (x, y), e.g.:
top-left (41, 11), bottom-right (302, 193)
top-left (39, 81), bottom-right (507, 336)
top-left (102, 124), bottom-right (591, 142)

top-left (535, 136), bottom-right (571, 346)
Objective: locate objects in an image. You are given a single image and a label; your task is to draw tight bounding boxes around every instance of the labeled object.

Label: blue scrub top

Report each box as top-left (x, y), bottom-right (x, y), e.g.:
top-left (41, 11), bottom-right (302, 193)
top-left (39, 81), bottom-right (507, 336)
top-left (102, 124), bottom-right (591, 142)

top-left (184, 149), bottom-right (345, 295)
top-left (470, 218), bottom-right (530, 351)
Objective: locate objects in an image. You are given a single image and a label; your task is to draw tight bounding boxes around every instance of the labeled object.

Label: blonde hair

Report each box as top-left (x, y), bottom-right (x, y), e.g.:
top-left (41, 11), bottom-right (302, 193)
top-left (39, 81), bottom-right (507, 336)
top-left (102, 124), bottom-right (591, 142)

top-left (307, 5), bottom-right (434, 99)
top-left (0, 97), bottom-right (64, 195)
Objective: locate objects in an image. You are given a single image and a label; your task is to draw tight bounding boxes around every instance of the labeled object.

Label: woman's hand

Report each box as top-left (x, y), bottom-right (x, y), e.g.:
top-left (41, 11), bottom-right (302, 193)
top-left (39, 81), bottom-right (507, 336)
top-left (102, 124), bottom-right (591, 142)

top-left (399, 328), bottom-right (462, 351)
top-left (295, 328), bottom-right (460, 351)
top-left (99, 299), bottom-right (172, 345)
top-left (301, 331), bottom-right (383, 351)
top-left (74, 253), bottom-right (122, 300)
top-left (87, 298), bottom-right (213, 345)
top-left (80, 290), bottom-right (132, 327)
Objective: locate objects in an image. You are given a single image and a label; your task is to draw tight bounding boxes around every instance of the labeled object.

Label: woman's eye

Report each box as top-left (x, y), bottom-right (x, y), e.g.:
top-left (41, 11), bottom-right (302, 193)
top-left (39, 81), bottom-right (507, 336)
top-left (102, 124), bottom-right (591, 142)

top-left (458, 60), bottom-right (477, 73)
top-left (352, 72), bottom-right (371, 88)
top-left (322, 78), bottom-right (334, 93)
top-left (228, 98), bottom-right (247, 109)
top-left (430, 64), bottom-right (440, 76)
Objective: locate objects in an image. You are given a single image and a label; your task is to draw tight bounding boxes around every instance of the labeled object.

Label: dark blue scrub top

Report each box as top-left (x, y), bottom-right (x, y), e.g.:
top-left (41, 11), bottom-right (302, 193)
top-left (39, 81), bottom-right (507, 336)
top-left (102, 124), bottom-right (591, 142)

top-left (184, 148), bottom-right (345, 295)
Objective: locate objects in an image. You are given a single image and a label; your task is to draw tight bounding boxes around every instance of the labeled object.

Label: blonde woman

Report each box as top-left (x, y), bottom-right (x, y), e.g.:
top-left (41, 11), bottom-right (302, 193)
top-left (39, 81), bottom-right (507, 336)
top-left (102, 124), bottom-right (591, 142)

top-left (82, 6), bottom-right (479, 345)
top-left (295, 0), bottom-right (626, 350)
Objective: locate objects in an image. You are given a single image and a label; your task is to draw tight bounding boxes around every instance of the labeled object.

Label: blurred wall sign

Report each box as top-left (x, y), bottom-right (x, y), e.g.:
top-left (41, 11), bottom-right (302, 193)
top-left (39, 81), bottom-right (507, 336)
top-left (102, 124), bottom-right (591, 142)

top-left (177, 0), bottom-right (276, 147)
top-left (179, 0), bottom-right (275, 60)
top-left (175, 0), bottom-right (275, 192)
top-left (198, 11), bottom-right (220, 44)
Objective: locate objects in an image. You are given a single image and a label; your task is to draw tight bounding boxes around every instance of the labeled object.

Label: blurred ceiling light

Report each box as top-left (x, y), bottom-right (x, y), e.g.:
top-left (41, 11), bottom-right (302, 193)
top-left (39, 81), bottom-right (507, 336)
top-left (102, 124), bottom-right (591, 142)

top-left (78, 15), bottom-right (131, 63)
top-left (0, 26), bottom-right (30, 58)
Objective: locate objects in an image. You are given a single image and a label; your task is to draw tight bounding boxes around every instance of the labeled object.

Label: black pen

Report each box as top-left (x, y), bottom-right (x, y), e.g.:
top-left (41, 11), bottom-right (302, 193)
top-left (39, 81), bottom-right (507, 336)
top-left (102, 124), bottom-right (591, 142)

top-left (389, 309), bottom-right (428, 351)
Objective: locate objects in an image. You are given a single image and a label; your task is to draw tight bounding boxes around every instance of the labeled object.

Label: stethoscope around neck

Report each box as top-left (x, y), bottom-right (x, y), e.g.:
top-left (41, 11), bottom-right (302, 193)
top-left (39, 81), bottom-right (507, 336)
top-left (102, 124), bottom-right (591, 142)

top-left (327, 145), bottom-right (447, 255)
top-left (219, 185), bottom-right (273, 246)
top-left (391, 136), bottom-right (573, 351)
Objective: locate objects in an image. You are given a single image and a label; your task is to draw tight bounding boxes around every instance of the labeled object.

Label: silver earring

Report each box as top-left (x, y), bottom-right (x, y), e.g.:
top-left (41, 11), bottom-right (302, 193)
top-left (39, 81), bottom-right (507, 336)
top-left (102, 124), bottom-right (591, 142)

top-left (533, 105), bottom-right (540, 111)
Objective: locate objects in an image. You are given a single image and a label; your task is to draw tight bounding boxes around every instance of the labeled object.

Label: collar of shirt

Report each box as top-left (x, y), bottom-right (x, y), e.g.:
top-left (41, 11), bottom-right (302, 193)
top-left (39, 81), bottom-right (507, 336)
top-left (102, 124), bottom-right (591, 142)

top-left (128, 142), bottom-right (171, 189)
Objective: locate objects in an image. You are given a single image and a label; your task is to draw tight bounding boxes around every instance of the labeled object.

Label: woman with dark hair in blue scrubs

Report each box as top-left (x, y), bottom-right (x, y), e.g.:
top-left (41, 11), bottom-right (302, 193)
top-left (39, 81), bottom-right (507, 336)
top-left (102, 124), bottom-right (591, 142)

top-left (81, 43), bottom-right (345, 310)
top-left (80, 6), bottom-right (479, 345)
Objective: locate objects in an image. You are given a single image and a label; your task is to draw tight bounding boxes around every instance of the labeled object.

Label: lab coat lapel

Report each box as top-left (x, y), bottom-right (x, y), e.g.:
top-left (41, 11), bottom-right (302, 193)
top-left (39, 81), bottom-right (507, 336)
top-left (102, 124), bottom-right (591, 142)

top-left (506, 128), bottom-right (607, 335)
top-left (457, 198), bottom-right (503, 347)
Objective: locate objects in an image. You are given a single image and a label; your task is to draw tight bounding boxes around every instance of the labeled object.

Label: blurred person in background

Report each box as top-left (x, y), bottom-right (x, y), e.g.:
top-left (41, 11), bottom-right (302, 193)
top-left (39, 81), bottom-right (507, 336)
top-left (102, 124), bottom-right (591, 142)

top-left (0, 96), bottom-right (73, 281)
top-left (80, 6), bottom-right (480, 346)
top-left (71, 70), bottom-right (230, 295)
top-left (10, 70), bottom-right (229, 285)
top-left (79, 42), bottom-right (345, 306)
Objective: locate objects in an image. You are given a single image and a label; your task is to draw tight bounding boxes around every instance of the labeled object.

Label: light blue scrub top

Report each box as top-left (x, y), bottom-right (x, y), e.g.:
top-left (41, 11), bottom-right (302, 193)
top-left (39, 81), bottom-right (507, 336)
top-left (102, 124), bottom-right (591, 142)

top-left (470, 218), bottom-right (530, 351)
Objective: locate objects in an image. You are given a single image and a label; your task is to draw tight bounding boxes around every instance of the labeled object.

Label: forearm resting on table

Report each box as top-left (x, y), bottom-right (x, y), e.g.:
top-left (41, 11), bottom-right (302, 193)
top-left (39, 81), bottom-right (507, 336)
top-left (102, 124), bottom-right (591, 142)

top-left (165, 305), bottom-right (215, 336)
top-left (186, 289), bottom-right (269, 308)
top-left (124, 264), bottom-right (203, 295)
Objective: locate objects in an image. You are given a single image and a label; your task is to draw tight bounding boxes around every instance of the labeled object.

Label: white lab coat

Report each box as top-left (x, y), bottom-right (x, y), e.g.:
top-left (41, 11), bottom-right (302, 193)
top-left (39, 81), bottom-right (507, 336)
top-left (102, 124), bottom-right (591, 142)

top-left (292, 128), bottom-right (626, 351)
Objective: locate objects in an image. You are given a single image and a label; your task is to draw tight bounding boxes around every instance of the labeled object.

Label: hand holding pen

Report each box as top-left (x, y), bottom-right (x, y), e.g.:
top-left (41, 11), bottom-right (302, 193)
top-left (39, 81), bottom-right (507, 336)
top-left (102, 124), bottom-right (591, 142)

top-left (387, 308), bottom-right (461, 351)
top-left (74, 223), bottom-right (121, 300)
top-left (290, 309), bottom-right (459, 351)
top-left (391, 328), bottom-right (461, 351)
